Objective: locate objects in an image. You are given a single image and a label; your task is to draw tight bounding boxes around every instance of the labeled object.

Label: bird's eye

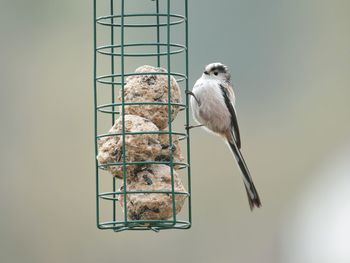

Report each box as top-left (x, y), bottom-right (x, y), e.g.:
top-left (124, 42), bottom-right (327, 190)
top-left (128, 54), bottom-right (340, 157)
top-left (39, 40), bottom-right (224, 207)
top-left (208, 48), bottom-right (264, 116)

top-left (214, 72), bottom-right (218, 76)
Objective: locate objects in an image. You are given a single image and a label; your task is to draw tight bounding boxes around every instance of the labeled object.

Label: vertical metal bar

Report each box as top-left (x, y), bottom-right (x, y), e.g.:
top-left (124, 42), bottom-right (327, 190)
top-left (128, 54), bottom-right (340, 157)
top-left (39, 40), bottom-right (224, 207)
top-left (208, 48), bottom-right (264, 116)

top-left (110, 2), bottom-right (115, 123)
top-left (110, 0), bottom-right (117, 227)
top-left (156, 0), bottom-right (161, 67)
top-left (120, 0), bottom-right (127, 225)
top-left (166, 0), bottom-right (176, 224)
top-left (93, 0), bottom-right (100, 229)
top-left (184, 0), bottom-right (192, 227)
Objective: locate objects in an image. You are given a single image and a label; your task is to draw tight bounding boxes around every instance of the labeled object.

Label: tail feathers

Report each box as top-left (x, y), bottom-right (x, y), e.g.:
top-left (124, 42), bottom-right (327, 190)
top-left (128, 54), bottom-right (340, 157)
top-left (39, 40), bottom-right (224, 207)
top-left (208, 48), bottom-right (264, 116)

top-left (227, 139), bottom-right (261, 210)
top-left (244, 183), bottom-right (261, 210)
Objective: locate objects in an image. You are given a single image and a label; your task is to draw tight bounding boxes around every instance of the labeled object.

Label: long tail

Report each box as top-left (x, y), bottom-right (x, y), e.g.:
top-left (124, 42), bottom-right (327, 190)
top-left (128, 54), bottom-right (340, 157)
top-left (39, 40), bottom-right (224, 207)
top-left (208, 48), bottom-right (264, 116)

top-left (226, 138), bottom-right (261, 210)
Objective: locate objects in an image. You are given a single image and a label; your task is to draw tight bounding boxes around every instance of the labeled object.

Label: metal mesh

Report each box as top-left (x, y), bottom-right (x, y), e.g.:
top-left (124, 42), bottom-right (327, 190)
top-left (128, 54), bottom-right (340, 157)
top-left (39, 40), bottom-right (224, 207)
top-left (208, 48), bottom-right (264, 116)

top-left (93, 0), bottom-right (191, 232)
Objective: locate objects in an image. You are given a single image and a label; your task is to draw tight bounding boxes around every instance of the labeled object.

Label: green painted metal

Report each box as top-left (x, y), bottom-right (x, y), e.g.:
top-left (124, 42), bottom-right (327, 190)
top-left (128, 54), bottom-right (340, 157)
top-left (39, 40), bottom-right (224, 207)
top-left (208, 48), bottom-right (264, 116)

top-left (93, 0), bottom-right (191, 232)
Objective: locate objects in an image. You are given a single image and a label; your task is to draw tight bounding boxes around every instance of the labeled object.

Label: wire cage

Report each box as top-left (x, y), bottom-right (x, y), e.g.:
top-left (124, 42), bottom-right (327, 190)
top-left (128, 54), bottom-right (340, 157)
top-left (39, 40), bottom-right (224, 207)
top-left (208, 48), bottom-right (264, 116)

top-left (93, 0), bottom-right (191, 232)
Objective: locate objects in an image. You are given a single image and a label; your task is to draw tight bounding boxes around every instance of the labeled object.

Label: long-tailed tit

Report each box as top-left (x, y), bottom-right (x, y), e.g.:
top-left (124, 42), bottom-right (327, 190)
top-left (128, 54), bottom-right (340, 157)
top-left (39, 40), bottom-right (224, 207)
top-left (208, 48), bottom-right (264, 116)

top-left (188, 62), bottom-right (261, 210)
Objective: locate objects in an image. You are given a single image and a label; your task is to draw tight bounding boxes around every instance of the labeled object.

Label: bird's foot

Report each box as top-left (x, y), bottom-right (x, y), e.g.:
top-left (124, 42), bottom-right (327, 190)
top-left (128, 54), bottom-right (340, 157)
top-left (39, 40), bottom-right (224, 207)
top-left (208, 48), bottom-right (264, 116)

top-left (186, 91), bottom-right (201, 106)
top-left (185, 124), bottom-right (204, 131)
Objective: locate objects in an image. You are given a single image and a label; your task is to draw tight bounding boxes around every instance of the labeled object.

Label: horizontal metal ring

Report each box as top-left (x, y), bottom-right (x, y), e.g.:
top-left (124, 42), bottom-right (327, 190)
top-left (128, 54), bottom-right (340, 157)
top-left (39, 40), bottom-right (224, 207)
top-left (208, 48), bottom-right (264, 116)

top-left (99, 190), bottom-right (190, 201)
top-left (96, 13), bottom-right (185, 28)
top-left (96, 43), bottom-right (186, 57)
top-left (97, 131), bottom-right (188, 143)
top-left (98, 160), bottom-right (189, 168)
top-left (97, 130), bottom-right (187, 138)
top-left (96, 72), bottom-right (187, 85)
top-left (99, 163), bottom-right (188, 171)
top-left (98, 220), bottom-right (190, 231)
top-left (112, 222), bottom-right (191, 232)
top-left (96, 101), bottom-right (186, 114)
top-left (98, 220), bottom-right (190, 227)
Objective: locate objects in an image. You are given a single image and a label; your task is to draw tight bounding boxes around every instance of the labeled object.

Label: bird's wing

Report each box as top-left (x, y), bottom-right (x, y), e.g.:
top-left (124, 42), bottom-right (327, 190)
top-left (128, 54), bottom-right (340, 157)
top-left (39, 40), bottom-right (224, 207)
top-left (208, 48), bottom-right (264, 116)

top-left (219, 83), bottom-right (241, 149)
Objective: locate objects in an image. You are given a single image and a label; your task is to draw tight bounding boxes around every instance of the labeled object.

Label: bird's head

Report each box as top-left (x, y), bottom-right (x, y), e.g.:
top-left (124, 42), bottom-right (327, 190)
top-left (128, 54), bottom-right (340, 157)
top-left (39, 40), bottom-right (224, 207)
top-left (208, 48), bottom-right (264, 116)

top-left (203, 62), bottom-right (231, 83)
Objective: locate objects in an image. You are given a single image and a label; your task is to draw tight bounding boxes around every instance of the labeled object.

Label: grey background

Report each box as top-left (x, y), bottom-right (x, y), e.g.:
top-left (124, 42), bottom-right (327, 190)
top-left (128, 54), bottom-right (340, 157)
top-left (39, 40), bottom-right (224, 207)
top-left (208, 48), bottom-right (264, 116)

top-left (1, 0), bottom-right (350, 262)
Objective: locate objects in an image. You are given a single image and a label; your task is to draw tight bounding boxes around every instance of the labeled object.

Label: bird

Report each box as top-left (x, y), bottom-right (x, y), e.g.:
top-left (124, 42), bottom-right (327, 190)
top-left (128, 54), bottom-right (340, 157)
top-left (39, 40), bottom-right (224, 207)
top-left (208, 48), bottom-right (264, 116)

top-left (187, 62), bottom-right (261, 210)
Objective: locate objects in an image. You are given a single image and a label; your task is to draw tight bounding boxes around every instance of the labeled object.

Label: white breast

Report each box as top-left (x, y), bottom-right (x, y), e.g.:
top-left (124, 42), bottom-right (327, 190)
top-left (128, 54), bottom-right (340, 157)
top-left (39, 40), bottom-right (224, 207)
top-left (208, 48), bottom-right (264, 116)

top-left (190, 77), bottom-right (232, 134)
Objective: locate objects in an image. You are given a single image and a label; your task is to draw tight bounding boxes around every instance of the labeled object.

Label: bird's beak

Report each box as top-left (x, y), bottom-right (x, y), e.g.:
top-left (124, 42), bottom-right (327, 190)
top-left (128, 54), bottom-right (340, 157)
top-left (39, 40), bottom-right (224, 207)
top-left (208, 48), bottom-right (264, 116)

top-left (204, 71), bottom-right (209, 75)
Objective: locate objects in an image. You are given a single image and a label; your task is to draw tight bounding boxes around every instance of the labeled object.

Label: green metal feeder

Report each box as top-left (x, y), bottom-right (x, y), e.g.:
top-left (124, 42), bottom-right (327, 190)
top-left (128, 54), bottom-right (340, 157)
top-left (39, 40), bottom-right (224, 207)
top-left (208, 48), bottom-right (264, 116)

top-left (93, 0), bottom-right (192, 232)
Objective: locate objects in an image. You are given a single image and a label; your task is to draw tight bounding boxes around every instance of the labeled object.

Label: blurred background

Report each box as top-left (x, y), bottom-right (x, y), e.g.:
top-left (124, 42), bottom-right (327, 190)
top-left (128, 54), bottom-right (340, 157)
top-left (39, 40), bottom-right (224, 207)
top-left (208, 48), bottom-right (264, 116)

top-left (1, 0), bottom-right (350, 262)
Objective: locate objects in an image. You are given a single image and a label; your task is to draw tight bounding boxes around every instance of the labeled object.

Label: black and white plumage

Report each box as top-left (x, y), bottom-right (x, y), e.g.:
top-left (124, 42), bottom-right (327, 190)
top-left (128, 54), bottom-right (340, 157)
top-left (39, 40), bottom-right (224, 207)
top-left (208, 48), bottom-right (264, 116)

top-left (190, 62), bottom-right (261, 210)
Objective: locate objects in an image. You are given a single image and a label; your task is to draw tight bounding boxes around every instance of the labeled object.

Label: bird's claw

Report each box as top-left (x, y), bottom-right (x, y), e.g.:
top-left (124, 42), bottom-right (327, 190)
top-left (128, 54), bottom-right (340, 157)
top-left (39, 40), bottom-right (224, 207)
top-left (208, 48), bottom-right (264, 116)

top-left (185, 124), bottom-right (204, 131)
top-left (186, 91), bottom-right (201, 106)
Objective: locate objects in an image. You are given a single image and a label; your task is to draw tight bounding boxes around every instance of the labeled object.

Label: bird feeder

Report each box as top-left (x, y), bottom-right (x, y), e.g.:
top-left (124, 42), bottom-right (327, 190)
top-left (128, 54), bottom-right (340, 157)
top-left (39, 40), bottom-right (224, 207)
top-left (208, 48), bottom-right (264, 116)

top-left (93, 0), bottom-right (191, 232)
